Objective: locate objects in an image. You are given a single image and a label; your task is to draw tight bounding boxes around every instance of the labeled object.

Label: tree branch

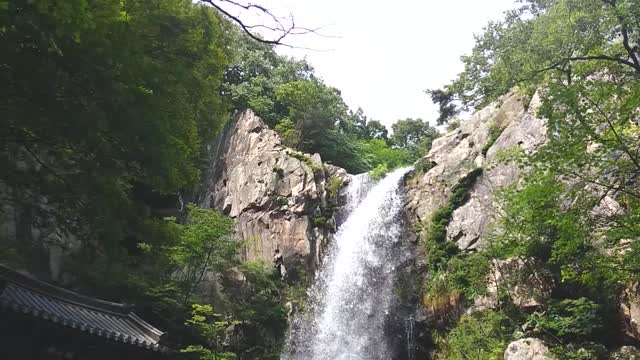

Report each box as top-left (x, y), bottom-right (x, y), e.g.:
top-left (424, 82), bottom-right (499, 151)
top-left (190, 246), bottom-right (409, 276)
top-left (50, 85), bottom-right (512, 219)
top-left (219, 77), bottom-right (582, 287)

top-left (201, 0), bottom-right (288, 45)
top-left (569, 171), bottom-right (640, 200)
top-left (583, 95), bottom-right (640, 172)
top-left (566, 55), bottom-right (639, 72)
top-left (602, 0), bottom-right (640, 72)
top-left (199, 0), bottom-right (332, 47)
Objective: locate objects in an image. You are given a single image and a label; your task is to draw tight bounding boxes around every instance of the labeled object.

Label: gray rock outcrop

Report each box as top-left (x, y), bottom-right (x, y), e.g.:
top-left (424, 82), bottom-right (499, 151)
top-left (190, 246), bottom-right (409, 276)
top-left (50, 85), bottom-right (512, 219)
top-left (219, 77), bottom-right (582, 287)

top-left (198, 110), bottom-right (348, 274)
top-left (504, 338), bottom-right (553, 360)
top-left (406, 92), bottom-right (546, 250)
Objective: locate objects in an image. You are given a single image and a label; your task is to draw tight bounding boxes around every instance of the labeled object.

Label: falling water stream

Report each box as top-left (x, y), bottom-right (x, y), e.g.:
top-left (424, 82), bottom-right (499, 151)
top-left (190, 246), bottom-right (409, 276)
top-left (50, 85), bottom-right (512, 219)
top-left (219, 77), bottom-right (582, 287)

top-left (283, 167), bottom-right (412, 360)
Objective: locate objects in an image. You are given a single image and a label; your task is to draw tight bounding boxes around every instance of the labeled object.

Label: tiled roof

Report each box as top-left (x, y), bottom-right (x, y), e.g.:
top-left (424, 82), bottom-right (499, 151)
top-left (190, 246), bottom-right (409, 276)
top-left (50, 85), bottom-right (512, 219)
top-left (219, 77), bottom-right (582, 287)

top-left (0, 264), bottom-right (165, 351)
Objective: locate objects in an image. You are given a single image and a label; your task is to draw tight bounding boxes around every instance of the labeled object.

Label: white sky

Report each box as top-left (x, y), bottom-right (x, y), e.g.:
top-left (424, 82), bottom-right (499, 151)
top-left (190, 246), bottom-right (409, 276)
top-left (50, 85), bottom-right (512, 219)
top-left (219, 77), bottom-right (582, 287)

top-left (229, 0), bottom-right (516, 127)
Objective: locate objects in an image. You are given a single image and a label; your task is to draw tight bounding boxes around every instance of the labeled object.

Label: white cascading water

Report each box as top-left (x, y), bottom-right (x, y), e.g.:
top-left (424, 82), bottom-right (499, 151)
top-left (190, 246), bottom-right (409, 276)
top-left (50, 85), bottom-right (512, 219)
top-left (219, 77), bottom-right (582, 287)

top-left (283, 167), bottom-right (412, 360)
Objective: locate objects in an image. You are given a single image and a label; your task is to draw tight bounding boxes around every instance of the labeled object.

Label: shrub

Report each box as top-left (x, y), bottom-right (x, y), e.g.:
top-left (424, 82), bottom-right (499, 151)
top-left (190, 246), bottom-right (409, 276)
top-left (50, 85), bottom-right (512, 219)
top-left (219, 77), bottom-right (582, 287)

top-left (550, 343), bottom-right (608, 360)
top-left (221, 260), bottom-right (287, 357)
top-left (446, 118), bottom-right (462, 132)
top-left (283, 268), bottom-right (311, 311)
top-left (370, 163), bottom-right (389, 180)
top-left (312, 216), bottom-right (328, 226)
top-left (481, 120), bottom-right (504, 156)
top-left (275, 118), bottom-right (299, 148)
top-left (290, 151), bottom-right (322, 174)
top-left (290, 151), bottom-right (311, 164)
top-left (447, 252), bottom-right (491, 300)
top-left (423, 271), bottom-right (462, 315)
top-left (434, 310), bottom-right (516, 360)
top-left (415, 157), bottom-right (435, 174)
top-left (530, 298), bottom-right (602, 340)
top-left (271, 195), bottom-right (288, 208)
top-left (182, 304), bottom-right (238, 360)
top-left (449, 168), bottom-right (483, 208)
top-left (425, 236), bottom-right (460, 270)
top-left (325, 176), bottom-right (343, 199)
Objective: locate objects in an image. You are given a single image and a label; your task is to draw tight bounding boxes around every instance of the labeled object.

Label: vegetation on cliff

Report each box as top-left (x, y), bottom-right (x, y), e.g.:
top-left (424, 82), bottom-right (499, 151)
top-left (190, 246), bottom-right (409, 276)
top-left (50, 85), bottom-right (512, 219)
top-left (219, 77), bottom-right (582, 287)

top-left (426, 0), bottom-right (640, 357)
top-left (222, 36), bottom-right (439, 174)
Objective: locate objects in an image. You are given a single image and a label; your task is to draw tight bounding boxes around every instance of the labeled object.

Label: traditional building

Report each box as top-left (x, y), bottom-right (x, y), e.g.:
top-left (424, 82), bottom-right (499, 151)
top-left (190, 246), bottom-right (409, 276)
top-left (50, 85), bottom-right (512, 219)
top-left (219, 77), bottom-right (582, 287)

top-left (0, 264), bottom-right (168, 359)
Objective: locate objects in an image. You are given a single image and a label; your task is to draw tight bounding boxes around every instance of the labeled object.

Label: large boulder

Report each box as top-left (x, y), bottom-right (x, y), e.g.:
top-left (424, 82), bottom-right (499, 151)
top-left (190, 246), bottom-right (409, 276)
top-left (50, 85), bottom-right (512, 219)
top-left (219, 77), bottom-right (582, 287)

top-left (504, 338), bottom-right (553, 360)
top-left (198, 110), bottom-right (348, 273)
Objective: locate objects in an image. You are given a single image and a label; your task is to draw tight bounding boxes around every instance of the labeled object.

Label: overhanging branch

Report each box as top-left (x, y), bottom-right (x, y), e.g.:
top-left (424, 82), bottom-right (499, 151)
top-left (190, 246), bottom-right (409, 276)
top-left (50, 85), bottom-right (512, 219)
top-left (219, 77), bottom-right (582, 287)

top-left (199, 0), bottom-right (332, 47)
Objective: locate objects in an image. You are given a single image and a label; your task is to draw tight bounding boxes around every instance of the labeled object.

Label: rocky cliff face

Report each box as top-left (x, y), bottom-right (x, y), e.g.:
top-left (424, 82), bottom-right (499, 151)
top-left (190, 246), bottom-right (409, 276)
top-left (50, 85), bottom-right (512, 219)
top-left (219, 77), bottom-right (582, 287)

top-left (197, 110), bottom-right (349, 276)
top-left (404, 92), bottom-right (640, 357)
top-left (406, 92), bottom-right (546, 250)
top-left (402, 93), bottom-right (549, 358)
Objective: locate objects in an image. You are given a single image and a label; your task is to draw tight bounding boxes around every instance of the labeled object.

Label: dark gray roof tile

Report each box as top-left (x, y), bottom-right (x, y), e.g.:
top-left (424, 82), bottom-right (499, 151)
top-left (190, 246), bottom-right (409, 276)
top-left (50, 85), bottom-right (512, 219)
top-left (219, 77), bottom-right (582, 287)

top-left (0, 264), bottom-right (166, 351)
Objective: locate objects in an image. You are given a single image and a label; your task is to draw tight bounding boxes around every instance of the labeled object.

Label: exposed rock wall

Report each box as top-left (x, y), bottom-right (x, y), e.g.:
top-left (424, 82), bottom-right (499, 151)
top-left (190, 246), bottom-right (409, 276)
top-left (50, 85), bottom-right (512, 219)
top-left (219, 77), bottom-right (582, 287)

top-left (403, 93), bottom-right (549, 356)
top-left (0, 177), bottom-right (81, 282)
top-left (406, 92), bottom-right (546, 250)
top-left (404, 92), bottom-right (636, 357)
top-left (198, 110), bottom-right (349, 275)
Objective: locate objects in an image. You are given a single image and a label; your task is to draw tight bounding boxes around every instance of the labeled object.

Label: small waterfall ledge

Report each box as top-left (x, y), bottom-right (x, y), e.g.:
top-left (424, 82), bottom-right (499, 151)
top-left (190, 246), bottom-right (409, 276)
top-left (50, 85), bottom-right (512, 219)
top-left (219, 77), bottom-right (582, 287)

top-left (283, 167), bottom-right (413, 360)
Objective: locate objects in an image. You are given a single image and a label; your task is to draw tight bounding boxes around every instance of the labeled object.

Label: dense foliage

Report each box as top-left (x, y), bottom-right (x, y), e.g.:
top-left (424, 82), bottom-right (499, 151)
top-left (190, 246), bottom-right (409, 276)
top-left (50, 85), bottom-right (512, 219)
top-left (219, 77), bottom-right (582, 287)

top-left (434, 310), bottom-right (517, 360)
top-left (2, 0), bottom-right (231, 252)
top-left (1, 1), bottom-right (443, 358)
top-left (221, 36), bottom-right (439, 174)
top-left (426, 0), bottom-right (640, 357)
top-left (391, 118), bottom-right (440, 161)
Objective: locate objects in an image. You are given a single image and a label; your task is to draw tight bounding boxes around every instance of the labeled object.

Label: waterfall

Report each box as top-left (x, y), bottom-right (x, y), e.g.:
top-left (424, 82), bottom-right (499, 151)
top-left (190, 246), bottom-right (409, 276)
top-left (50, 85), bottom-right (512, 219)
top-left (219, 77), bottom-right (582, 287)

top-left (405, 315), bottom-right (415, 360)
top-left (283, 167), bottom-right (412, 360)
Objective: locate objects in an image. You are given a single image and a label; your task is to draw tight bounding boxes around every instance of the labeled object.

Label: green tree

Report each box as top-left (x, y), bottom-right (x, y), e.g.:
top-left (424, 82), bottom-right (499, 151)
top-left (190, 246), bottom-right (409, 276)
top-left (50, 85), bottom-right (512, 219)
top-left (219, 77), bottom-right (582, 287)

top-left (222, 30), bottom-right (313, 127)
top-left (434, 310), bottom-right (516, 360)
top-left (182, 304), bottom-right (238, 360)
top-left (363, 120), bottom-right (390, 141)
top-left (430, 0), bottom-right (640, 122)
top-left (172, 205), bottom-right (238, 303)
top-left (221, 260), bottom-right (287, 358)
top-left (2, 0), bottom-right (231, 248)
top-left (432, 0), bottom-right (640, 288)
top-left (221, 33), bottom-right (374, 173)
top-left (358, 139), bottom-right (411, 170)
top-left (75, 205), bottom-right (237, 314)
top-left (391, 118), bottom-right (440, 161)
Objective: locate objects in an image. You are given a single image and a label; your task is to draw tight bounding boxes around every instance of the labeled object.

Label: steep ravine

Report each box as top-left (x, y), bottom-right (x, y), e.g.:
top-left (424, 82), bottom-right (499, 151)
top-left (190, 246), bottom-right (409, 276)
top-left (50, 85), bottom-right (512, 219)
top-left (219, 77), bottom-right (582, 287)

top-left (197, 111), bottom-right (425, 359)
top-left (200, 98), bottom-right (640, 359)
top-left (272, 91), bottom-right (555, 359)
top-left (282, 168), bottom-right (415, 360)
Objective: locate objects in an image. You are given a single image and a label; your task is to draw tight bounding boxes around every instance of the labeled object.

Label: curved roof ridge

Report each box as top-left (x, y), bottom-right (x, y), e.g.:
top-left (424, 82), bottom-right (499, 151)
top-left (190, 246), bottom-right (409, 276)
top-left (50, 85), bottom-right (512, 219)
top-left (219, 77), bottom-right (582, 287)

top-left (0, 264), bottom-right (166, 351)
top-left (0, 264), bottom-right (127, 314)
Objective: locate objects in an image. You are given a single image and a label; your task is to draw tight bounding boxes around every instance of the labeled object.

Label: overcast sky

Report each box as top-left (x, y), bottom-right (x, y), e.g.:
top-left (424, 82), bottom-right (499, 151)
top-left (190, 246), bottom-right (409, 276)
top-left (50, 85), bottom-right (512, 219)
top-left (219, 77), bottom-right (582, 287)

top-left (233, 0), bottom-right (516, 127)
